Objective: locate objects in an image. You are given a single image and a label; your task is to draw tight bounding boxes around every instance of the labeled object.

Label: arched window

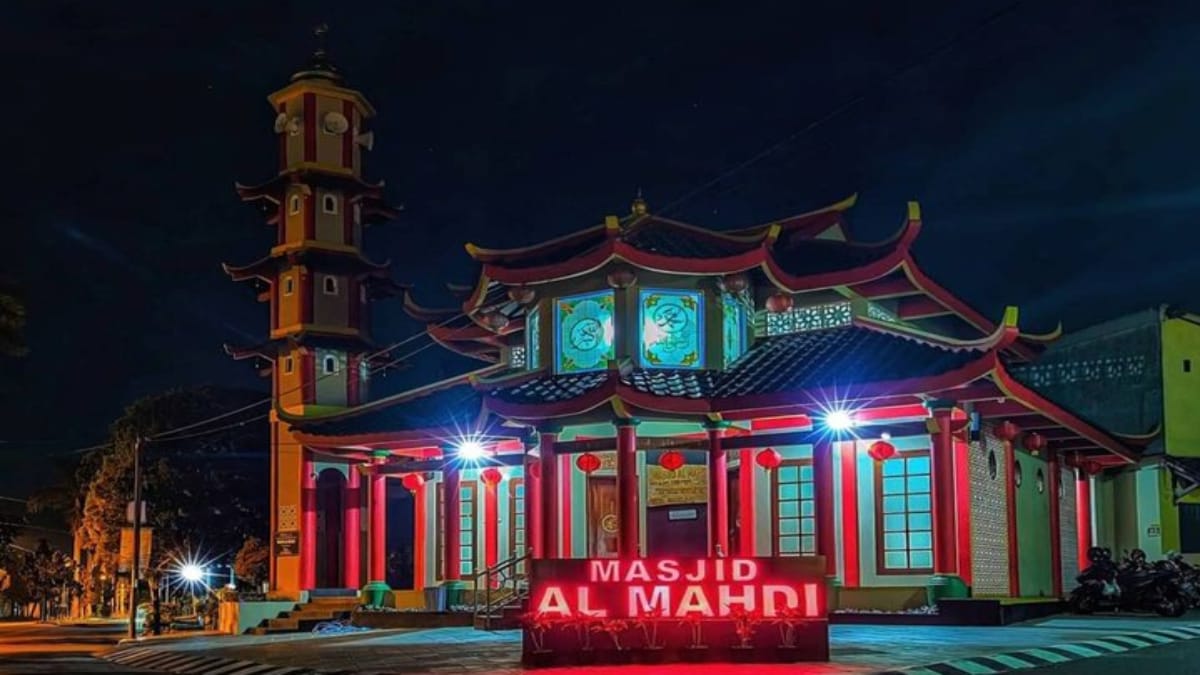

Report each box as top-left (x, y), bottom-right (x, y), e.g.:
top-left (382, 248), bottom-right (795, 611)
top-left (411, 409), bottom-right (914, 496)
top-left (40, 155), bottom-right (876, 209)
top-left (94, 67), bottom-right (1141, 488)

top-left (322, 194), bottom-right (338, 214)
top-left (282, 356), bottom-right (294, 374)
top-left (283, 276), bottom-right (294, 296)
top-left (289, 194), bottom-right (301, 215)
top-left (323, 276), bottom-right (338, 295)
top-left (323, 355), bottom-right (338, 374)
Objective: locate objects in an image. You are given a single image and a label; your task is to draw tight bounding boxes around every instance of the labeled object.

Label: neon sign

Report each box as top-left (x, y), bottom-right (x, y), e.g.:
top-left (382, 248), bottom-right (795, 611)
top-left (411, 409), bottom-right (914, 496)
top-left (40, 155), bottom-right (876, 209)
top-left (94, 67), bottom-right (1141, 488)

top-left (530, 557), bottom-right (826, 620)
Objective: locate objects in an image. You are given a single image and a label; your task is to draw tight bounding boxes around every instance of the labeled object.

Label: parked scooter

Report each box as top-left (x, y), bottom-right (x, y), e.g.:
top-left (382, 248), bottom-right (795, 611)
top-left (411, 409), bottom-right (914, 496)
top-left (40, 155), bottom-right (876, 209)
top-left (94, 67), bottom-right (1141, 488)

top-left (1069, 547), bottom-right (1188, 617)
top-left (1165, 551), bottom-right (1200, 608)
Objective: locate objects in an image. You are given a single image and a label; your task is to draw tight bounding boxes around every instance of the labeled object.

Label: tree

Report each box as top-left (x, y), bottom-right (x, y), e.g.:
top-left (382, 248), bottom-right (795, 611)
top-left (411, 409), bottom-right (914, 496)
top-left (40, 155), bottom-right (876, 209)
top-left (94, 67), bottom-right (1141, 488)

top-left (14, 540), bottom-right (78, 620)
top-left (0, 277), bottom-right (28, 357)
top-left (72, 387), bottom-right (269, 613)
top-left (233, 536), bottom-right (269, 590)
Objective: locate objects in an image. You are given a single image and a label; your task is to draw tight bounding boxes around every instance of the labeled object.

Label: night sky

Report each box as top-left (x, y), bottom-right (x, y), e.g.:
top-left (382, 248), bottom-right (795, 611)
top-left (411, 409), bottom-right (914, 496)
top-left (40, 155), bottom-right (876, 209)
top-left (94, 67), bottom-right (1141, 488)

top-left (3, 1), bottom-right (1198, 496)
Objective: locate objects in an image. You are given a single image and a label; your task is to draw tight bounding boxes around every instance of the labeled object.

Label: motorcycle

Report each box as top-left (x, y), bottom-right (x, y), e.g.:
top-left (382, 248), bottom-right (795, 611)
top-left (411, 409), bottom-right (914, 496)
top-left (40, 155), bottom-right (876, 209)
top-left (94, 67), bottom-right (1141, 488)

top-left (1069, 548), bottom-right (1188, 617)
top-left (1165, 551), bottom-right (1200, 608)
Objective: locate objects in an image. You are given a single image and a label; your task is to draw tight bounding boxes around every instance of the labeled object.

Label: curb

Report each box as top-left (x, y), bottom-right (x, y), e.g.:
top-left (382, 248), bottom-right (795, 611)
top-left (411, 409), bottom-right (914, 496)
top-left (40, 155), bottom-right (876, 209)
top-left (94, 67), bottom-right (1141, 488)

top-left (879, 624), bottom-right (1200, 674)
top-left (105, 646), bottom-right (321, 675)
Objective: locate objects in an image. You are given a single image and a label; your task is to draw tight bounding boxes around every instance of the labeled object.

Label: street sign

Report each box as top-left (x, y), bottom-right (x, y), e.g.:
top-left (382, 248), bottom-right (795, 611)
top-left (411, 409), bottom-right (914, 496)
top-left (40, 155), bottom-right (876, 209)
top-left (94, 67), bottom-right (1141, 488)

top-left (118, 527), bottom-right (153, 573)
top-left (125, 501), bottom-right (148, 525)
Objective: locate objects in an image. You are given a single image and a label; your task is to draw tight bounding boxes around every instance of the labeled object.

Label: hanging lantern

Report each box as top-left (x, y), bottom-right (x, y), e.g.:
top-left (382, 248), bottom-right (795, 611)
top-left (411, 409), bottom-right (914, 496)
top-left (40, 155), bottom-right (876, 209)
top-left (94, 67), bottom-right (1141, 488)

top-left (995, 420), bottom-right (1020, 442)
top-left (867, 440), bottom-right (897, 462)
top-left (755, 447), bottom-right (783, 470)
top-left (659, 450), bottom-right (685, 472)
top-left (765, 292), bottom-right (794, 314)
top-left (401, 473), bottom-right (425, 492)
top-left (507, 285), bottom-right (536, 305)
top-left (720, 273), bottom-right (750, 295)
top-left (1023, 432), bottom-right (1047, 454)
top-left (480, 467), bottom-right (503, 486)
top-left (527, 461), bottom-right (542, 480)
top-left (606, 266), bottom-right (637, 289)
top-left (482, 311), bottom-right (510, 331)
top-left (576, 452), bottom-right (602, 474)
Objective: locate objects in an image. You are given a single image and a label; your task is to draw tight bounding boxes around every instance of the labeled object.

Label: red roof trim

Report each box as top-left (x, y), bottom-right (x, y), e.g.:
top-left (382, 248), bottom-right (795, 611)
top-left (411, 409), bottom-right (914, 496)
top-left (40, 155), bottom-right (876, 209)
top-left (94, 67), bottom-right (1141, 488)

top-left (990, 364), bottom-right (1138, 463)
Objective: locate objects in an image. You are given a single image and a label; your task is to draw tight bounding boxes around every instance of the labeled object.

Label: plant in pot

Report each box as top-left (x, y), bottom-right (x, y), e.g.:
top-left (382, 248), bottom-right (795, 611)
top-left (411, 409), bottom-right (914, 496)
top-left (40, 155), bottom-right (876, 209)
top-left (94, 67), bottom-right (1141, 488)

top-left (633, 609), bottom-right (665, 663)
top-left (521, 611), bottom-right (557, 667)
top-left (564, 614), bottom-right (598, 664)
top-left (729, 607), bottom-right (763, 662)
top-left (773, 606), bottom-right (809, 662)
top-left (593, 619), bottom-right (632, 663)
top-left (679, 612), bottom-right (707, 662)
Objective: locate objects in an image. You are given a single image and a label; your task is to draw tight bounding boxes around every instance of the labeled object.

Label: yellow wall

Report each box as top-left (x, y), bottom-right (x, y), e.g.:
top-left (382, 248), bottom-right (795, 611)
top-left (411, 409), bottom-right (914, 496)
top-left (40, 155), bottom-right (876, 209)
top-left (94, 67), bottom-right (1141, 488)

top-left (1163, 317), bottom-right (1200, 458)
top-left (271, 418), bottom-right (304, 595)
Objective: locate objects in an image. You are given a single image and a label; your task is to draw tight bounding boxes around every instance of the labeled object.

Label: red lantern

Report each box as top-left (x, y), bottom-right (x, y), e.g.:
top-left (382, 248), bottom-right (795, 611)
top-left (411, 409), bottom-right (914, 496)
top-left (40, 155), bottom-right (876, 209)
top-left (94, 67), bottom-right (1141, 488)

top-left (867, 440), bottom-right (896, 462)
top-left (720, 273), bottom-right (750, 294)
top-left (755, 447), bottom-right (783, 470)
top-left (480, 467), bottom-right (503, 486)
top-left (659, 450), bottom-right (685, 472)
top-left (995, 420), bottom-right (1020, 442)
top-left (1023, 432), bottom-right (1047, 454)
top-left (401, 473), bottom-right (425, 492)
top-left (606, 266), bottom-right (637, 289)
top-left (576, 452), bottom-right (602, 474)
top-left (765, 292), bottom-right (794, 314)
top-left (507, 285), bottom-right (536, 305)
top-left (527, 461), bottom-right (542, 480)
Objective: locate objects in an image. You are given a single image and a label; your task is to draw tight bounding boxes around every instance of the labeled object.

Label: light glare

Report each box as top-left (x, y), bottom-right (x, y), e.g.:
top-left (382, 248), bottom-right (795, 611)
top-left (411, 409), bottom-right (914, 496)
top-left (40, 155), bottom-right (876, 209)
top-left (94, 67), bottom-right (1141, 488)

top-left (456, 440), bottom-right (486, 460)
top-left (180, 564), bottom-right (204, 583)
top-left (824, 410), bottom-right (855, 431)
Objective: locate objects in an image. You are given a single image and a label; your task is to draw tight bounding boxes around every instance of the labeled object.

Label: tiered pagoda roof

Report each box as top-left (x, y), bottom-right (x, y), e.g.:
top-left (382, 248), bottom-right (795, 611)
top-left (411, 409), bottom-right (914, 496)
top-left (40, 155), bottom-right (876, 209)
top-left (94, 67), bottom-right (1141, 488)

top-left (403, 196), bottom-right (1059, 363)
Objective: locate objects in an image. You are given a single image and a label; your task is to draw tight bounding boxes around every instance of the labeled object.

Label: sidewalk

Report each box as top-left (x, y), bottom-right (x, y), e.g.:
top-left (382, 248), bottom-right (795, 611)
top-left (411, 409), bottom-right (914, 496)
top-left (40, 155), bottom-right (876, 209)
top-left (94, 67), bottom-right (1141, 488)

top-left (103, 613), bottom-right (1200, 674)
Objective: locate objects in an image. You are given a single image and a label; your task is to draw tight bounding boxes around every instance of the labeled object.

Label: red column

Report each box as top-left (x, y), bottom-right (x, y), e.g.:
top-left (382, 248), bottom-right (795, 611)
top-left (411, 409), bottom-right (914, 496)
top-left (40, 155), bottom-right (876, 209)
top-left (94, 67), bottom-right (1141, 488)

top-left (443, 461), bottom-right (462, 580)
top-left (839, 441), bottom-right (860, 587)
top-left (616, 419), bottom-right (640, 558)
top-left (1076, 467), bottom-right (1093, 574)
top-left (813, 438), bottom-right (836, 576)
top-left (368, 472), bottom-right (387, 584)
top-left (706, 422), bottom-right (730, 557)
top-left (343, 466), bottom-right (361, 589)
top-left (300, 452), bottom-right (317, 590)
top-left (538, 429), bottom-right (559, 559)
top-left (738, 449), bottom-right (756, 556)
top-left (484, 473), bottom-right (499, 571)
top-left (953, 434), bottom-right (973, 587)
top-left (927, 402), bottom-right (958, 575)
top-left (1048, 451), bottom-right (1063, 597)
top-left (526, 449), bottom-right (543, 559)
top-left (412, 480), bottom-right (425, 590)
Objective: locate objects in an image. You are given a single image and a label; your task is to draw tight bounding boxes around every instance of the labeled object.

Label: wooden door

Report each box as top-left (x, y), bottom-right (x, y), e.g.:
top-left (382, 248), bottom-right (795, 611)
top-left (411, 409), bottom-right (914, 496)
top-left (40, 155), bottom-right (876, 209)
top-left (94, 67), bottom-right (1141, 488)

top-left (587, 476), bottom-right (619, 558)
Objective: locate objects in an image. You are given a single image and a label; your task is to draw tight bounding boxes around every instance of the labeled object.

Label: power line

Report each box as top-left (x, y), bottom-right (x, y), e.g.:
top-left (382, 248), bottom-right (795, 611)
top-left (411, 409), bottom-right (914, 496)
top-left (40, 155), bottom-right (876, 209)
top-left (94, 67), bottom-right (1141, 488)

top-left (657, 0), bottom-right (1028, 217)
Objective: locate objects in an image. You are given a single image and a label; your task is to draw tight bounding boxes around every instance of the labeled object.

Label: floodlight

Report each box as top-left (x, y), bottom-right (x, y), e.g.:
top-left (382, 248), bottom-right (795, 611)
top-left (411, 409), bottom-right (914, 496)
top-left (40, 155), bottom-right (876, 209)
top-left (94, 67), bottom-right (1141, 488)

top-left (456, 440), bottom-right (486, 461)
top-left (823, 410), bottom-right (855, 431)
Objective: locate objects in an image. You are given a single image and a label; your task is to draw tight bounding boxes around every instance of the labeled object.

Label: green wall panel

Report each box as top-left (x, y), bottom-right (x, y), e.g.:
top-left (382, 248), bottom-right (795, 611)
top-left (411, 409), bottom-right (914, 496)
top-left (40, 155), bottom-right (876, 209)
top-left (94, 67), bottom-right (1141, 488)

top-left (1014, 451), bottom-right (1053, 597)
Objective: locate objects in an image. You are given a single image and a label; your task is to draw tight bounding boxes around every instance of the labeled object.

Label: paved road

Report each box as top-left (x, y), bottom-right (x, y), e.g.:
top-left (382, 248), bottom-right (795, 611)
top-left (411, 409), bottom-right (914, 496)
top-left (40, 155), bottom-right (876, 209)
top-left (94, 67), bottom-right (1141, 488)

top-left (1023, 634), bottom-right (1200, 674)
top-left (0, 621), bottom-right (160, 674)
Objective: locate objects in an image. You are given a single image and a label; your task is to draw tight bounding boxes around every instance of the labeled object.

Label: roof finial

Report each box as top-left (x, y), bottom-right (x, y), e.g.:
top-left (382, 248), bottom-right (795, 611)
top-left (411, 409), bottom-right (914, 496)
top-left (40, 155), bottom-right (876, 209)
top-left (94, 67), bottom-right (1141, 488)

top-left (291, 22), bottom-right (342, 83)
top-left (631, 188), bottom-right (648, 216)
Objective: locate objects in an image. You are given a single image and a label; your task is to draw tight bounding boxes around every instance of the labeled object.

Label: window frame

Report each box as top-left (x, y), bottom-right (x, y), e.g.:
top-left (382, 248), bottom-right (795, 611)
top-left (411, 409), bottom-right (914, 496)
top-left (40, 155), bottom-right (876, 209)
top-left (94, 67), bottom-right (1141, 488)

top-left (873, 449), bottom-right (934, 576)
top-left (553, 290), bottom-right (616, 374)
top-left (322, 355), bottom-right (338, 375)
top-left (770, 458), bottom-right (817, 557)
top-left (323, 275), bottom-right (339, 296)
top-left (436, 480), bottom-right (479, 581)
top-left (322, 193), bottom-right (338, 215)
top-left (508, 478), bottom-right (527, 577)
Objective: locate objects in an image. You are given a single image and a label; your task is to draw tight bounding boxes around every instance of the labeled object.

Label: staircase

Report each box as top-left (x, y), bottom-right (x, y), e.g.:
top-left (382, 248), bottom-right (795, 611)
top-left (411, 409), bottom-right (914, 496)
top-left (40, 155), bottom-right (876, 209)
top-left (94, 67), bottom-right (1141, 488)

top-left (250, 590), bottom-right (360, 635)
top-left (472, 553), bottom-right (530, 630)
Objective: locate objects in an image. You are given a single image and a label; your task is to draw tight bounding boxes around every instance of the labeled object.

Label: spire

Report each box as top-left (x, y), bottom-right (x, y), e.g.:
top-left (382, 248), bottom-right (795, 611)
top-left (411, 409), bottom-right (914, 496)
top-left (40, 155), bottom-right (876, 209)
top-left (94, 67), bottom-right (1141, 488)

top-left (291, 23), bottom-right (343, 84)
top-left (631, 188), bottom-right (648, 216)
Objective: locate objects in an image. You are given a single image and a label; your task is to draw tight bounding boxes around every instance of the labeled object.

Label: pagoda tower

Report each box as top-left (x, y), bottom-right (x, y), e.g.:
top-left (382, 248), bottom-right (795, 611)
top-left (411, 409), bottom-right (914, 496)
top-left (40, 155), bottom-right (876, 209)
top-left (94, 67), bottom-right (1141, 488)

top-left (224, 27), bottom-right (400, 596)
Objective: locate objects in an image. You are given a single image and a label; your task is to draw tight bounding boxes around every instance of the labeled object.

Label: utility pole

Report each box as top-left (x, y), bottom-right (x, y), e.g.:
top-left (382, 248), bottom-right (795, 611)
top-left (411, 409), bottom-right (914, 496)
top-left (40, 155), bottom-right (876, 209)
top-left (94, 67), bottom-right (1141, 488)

top-left (128, 436), bottom-right (143, 640)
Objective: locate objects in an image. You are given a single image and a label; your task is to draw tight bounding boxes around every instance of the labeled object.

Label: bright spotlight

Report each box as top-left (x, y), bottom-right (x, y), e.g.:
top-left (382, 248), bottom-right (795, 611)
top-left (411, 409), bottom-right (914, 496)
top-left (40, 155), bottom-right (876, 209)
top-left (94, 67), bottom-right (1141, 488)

top-left (180, 564), bottom-right (204, 583)
top-left (823, 410), bottom-right (855, 431)
top-left (456, 440), bottom-right (486, 461)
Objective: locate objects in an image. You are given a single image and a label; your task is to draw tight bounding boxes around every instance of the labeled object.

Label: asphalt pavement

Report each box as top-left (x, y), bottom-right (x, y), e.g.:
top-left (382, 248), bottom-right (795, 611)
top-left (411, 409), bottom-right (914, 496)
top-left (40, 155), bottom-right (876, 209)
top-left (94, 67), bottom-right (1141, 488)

top-left (0, 620), bottom-right (160, 674)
